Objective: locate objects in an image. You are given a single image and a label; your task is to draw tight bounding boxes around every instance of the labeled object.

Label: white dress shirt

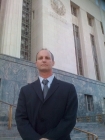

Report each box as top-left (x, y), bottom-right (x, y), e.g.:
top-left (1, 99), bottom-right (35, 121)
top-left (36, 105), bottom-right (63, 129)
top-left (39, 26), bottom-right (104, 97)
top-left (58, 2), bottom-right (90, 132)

top-left (39, 74), bottom-right (55, 90)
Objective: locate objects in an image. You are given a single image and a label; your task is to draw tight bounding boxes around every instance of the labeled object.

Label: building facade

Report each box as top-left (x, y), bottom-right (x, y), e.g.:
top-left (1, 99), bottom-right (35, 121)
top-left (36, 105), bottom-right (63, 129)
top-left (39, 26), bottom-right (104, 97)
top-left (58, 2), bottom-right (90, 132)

top-left (0, 0), bottom-right (105, 82)
top-left (0, 0), bottom-right (105, 117)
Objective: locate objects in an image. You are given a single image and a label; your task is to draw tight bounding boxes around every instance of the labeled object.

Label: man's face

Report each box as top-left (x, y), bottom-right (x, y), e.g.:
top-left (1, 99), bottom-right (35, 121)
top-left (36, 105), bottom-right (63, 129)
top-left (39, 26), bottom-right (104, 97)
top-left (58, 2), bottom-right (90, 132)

top-left (35, 50), bottom-right (55, 72)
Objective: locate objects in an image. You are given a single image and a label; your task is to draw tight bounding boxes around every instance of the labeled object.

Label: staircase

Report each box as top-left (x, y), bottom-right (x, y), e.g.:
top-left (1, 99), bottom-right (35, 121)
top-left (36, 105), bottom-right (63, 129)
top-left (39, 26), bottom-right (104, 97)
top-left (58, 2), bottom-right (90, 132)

top-left (0, 122), bottom-right (105, 140)
top-left (0, 138), bottom-right (22, 140)
top-left (71, 122), bottom-right (105, 140)
top-left (0, 121), bottom-right (21, 140)
top-left (0, 100), bottom-right (105, 140)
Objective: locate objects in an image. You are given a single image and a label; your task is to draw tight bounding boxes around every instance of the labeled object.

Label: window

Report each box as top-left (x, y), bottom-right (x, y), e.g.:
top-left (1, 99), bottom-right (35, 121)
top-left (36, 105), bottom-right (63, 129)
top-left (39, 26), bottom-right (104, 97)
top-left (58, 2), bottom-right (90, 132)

top-left (21, 0), bottom-right (32, 61)
top-left (32, 10), bottom-right (35, 19)
top-left (0, 78), bottom-right (1, 87)
top-left (73, 24), bottom-right (84, 76)
top-left (71, 5), bottom-right (77, 16)
top-left (90, 34), bottom-right (100, 80)
top-left (85, 95), bottom-right (94, 111)
top-left (104, 98), bottom-right (105, 108)
top-left (0, 0), bottom-right (1, 9)
top-left (71, 2), bottom-right (79, 17)
top-left (88, 17), bottom-right (92, 26)
top-left (100, 22), bottom-right (104, 34)
top-left (87, 14), bottom-right (93, 26)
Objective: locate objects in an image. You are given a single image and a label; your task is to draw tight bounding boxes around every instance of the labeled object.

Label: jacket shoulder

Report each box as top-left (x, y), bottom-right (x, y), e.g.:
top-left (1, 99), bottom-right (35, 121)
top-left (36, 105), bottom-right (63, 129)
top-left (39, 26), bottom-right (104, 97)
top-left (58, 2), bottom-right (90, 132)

top-left (20, 80), bottom-right (38, 91)
top-left (57, 79), bottom-right (74, 87)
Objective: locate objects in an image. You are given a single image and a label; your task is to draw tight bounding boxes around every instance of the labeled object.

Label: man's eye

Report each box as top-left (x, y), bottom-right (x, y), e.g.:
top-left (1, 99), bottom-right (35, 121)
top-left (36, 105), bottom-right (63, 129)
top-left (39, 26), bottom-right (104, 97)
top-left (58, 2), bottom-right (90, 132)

top-left (46, 57), bottom-right (50, 59)
top-left (38, 57), bottom-right (43, 60)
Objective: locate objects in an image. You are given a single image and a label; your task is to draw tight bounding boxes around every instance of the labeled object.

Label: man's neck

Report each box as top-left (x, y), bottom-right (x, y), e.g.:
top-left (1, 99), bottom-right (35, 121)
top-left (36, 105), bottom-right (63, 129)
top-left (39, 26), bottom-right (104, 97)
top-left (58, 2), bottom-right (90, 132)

top-left (39, 71), bottom-right (53, 79)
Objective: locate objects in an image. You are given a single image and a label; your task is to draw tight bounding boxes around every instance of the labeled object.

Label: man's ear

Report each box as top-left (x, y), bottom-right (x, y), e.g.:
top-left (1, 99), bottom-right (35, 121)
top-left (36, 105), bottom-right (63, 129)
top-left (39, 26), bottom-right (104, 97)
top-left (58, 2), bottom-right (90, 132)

top-left (52, 61), bottom-right (55, 66)
top-left (35, 61), bottom-right (37, 67)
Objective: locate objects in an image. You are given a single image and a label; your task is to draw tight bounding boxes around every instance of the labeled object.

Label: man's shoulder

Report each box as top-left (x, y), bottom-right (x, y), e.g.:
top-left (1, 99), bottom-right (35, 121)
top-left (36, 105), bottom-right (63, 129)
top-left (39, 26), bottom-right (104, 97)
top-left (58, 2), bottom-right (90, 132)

top-left (56, 78), bottom-right (74, 87)
top-left (56, 79), bottom-right (76, 95)
top-left (21, 79), bottom-right (38, 90)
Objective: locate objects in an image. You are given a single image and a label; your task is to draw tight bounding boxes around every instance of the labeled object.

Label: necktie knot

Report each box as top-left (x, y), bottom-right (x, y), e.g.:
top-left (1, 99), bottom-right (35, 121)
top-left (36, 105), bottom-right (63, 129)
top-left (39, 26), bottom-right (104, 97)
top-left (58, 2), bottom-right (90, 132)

top-left (42, 79), bottom-right (49, 85)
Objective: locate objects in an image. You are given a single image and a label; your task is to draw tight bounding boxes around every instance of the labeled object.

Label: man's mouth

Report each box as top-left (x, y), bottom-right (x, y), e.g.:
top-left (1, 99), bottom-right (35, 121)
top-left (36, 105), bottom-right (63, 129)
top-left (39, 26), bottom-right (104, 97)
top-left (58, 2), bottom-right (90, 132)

top-left (41, 64), bottom-right (47, 66)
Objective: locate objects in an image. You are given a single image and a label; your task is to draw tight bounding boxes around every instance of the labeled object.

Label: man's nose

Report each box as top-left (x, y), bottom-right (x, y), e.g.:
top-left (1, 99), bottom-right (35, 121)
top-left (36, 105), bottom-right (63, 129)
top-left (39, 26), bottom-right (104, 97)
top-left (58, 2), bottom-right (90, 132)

top-left (42, 58), bottom-right (46, 62)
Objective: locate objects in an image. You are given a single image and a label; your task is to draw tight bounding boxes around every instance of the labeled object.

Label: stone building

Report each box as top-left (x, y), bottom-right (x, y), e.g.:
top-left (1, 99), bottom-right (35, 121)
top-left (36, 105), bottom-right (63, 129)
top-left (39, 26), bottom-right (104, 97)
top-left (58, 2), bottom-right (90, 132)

top-left (0, 0), bottom-right (105, 116)
top-left (0, 0), bottom-right (105, 82)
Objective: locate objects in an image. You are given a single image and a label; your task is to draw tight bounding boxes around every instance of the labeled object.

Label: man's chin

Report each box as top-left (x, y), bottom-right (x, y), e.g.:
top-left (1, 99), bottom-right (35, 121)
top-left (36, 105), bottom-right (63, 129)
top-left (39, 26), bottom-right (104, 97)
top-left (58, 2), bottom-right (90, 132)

top-left (40, 69), bottom-right (50, 72)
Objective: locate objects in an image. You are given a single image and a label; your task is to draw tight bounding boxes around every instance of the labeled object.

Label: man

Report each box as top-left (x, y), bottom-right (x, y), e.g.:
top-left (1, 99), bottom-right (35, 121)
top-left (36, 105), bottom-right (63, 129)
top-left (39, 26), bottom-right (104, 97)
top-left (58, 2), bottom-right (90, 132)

top-left (15, 49), bottom-right (78, 140)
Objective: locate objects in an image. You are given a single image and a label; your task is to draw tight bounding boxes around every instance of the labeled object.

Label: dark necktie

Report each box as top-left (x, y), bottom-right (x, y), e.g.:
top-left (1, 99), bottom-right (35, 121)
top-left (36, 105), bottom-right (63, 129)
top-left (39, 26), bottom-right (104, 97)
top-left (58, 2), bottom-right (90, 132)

top-left (42, 79), bottom-right (49, 99)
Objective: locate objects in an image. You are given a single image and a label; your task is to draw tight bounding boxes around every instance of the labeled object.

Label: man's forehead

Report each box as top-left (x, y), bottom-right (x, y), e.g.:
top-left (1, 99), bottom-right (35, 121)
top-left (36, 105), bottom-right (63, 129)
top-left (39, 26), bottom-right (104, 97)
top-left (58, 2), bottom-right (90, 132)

top-left (37, 50), bottom-right (51, 56)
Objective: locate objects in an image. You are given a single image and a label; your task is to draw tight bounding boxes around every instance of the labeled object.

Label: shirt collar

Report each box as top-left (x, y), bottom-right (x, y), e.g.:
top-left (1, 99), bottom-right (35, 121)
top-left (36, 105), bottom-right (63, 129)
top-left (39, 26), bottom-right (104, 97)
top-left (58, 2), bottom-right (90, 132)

top-left (39, 74), bottom-right (54, 84)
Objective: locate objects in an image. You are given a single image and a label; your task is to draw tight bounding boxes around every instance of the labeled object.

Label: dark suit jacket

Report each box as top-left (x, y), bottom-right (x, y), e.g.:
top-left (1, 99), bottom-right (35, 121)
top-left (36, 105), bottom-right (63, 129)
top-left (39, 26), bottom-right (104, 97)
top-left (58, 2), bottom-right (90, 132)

top-left (15, 77), bottom-right (78, 140)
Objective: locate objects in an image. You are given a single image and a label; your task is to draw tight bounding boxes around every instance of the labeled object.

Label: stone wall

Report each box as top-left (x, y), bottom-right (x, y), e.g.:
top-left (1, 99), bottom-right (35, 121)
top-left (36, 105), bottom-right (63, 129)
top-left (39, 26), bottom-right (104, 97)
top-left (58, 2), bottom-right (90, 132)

top-left (0, 54), bottom-right (105, 117)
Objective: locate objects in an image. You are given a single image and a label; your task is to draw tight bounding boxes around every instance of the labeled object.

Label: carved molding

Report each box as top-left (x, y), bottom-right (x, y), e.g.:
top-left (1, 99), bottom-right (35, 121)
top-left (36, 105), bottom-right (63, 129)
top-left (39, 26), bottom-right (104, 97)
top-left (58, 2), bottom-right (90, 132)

top-left (51, 0), bottom-right (66, 16)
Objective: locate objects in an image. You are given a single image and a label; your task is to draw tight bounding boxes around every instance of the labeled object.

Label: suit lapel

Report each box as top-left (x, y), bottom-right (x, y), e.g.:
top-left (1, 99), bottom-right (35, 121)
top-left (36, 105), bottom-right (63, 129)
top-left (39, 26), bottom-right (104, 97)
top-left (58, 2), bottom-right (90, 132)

top-left (44, 77), bottom-right (59, 102)
top-left (32, 78), bottom-right (44, 102)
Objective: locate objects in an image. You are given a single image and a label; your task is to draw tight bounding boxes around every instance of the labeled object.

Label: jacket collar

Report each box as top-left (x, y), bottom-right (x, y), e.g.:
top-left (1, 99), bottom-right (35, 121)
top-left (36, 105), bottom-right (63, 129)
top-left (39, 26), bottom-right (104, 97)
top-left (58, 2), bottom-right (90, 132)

top-left (44, 77), bottom-right (59, 102)
top-left (32, 77), bottom-right (59, 102)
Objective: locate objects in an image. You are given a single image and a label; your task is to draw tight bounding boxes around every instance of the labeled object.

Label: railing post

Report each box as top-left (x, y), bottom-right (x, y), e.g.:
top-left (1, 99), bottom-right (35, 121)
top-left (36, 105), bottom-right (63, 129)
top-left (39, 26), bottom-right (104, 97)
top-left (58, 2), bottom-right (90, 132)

top-left (87, 133), bottom-right (90, 140)
top-left (92, 135), bottom-right (94, 140)
top-left (8, 105), bottom-right (12, 129)
top-left (96, 137), bottom-right (98, 140)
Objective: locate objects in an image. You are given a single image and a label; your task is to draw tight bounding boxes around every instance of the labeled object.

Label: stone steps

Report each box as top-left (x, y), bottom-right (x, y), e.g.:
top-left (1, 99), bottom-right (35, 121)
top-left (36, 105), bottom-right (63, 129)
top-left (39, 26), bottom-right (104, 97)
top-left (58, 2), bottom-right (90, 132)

top-left (0, 138), bottom-right (22, 140)
top-left (0, 121), bottom-right (105, 140)
top-left (0, 121), bottom-right (20, 137)
top-left (71, 122), bottom-right (105, 140)
top-left (0, 127), bottom-right (20, 137)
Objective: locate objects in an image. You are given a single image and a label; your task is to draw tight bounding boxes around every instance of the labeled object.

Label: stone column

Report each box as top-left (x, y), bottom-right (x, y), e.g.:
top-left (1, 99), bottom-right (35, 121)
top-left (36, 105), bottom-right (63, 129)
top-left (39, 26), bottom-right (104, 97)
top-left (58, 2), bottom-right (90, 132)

top-left (99, 0), bottom-right (105, 34)
top-left (0, 0), bottom-right (23, 58)
top-left (78, 9), bottom-right (96, 80)
top-left (94, 19), bottom-right (105, 82)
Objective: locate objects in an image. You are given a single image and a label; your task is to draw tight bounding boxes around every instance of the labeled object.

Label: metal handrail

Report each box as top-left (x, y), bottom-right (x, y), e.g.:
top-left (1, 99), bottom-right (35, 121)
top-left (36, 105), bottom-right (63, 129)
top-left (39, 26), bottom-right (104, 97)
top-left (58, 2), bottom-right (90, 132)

top-left (0, 100), bottom-right (16, 129)
top-left (74, 127), bottom-right (98, 140)
top-left (0, 100), bottom-right (16, 107)
top-left (77, 114), bottom-right (105, 123)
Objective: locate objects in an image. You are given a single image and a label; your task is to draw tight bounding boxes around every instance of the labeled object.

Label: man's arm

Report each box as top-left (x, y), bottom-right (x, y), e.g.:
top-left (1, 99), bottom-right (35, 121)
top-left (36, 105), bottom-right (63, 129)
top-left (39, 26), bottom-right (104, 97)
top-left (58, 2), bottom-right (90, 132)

top-left (42, 84), bottom-right (78, 140)
top-left (15, 88), bottom-right (41, 140)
